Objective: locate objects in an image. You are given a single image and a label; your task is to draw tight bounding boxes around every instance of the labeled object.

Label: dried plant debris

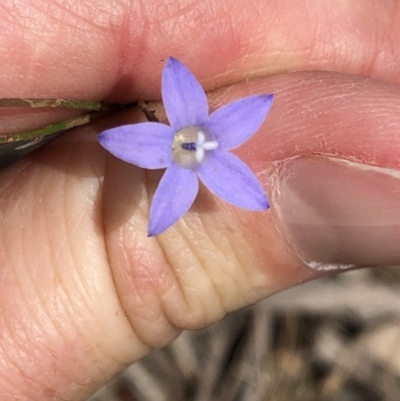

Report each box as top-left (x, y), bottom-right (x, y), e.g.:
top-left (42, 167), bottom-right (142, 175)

top-left (89, 266), bottom-right (400, 401)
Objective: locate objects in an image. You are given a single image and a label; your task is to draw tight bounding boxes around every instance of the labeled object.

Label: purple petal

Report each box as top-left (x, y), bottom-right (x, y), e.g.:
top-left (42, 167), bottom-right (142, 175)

top-left (98, 123), bottom-right (174, 169)
top-left (162, 57), bottom-right (208, 132)
top-left (148, 164), bottom-right (198, 236)
top-left (197, 150), bottom-right (269, 210)
top-left (203, 94), bottom-right (273, 150)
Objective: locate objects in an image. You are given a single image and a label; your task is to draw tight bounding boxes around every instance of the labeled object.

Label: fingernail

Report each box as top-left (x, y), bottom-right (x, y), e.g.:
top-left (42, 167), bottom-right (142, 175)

top-left (272, 156), bottom-right (400, 270)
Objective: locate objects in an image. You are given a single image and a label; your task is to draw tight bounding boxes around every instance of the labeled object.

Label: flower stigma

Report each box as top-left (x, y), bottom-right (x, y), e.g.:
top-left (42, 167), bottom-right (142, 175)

top-left (172, 126), bottom-right (218, 167)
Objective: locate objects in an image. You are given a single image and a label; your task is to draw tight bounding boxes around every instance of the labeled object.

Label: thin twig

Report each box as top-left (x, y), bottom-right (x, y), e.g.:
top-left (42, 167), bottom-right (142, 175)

top-left (0, 108), bottom-right (126, 144)
top-left (138, 100), bottom-right (159, 122)
top-left (0, 98), bottom-right (117, 110)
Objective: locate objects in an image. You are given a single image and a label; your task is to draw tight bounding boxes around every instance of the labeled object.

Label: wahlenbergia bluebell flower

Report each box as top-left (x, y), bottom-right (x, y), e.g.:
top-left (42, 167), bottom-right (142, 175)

top-left (98, 57), bottom-right (273, 236)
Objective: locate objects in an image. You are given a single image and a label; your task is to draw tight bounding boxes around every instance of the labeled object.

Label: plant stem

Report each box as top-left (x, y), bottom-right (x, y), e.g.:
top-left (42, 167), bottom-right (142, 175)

top-left (0, 109), bottom-right (122, 144)
top-left (138, 100), bottom-right (159, 122)
top-left (0, 98), bottom-right (115, 110)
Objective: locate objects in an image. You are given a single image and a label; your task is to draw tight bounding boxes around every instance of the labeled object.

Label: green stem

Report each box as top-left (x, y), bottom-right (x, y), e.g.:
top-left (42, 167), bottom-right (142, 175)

top-left (0, 109), bottom-right (120, 144)
top-left (0, 98), bottom-right (115, 110)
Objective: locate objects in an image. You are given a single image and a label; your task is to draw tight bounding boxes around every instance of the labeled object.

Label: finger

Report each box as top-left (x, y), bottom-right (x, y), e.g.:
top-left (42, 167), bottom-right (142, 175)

top-left (1, 72), bottom-right (400, 400)
top-left (0, 0), bottom-right (399, 104)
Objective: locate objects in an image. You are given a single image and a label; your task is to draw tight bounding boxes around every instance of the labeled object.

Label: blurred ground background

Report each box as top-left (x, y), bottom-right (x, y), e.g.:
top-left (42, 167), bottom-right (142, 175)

top-left (89, 267), bottom-right (400, 401)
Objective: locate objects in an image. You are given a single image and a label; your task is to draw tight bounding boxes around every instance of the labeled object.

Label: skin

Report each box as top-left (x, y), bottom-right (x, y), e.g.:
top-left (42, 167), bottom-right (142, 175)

top-left (1, 0), bottom-right (400, 399)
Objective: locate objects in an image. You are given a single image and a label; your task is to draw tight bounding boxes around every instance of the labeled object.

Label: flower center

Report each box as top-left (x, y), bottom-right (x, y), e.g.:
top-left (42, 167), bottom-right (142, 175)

top-left (172, 126), bottom-right (218, 167)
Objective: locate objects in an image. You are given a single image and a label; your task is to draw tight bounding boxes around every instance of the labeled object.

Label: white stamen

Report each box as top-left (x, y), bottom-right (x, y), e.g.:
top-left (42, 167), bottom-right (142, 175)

top-left (197, 131), bottom-right (206, 145)
top-left (202, 141), bottom-right (219, 150)
top-left (195, 147), bottom-right (205, 162)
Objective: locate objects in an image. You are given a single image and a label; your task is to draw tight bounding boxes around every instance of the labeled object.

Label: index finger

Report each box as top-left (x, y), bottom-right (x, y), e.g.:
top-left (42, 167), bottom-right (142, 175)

top-left (1, 0), bottom-right (399, 103)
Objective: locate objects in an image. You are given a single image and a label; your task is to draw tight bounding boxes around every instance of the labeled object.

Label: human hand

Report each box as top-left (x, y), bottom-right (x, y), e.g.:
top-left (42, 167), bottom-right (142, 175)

top-left (1, 1), bottom-right (400, 400)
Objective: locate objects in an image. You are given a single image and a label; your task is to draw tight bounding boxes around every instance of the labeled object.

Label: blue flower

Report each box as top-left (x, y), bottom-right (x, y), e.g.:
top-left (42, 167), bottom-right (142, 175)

top-left (98, 57), bottom-right (273, 236)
